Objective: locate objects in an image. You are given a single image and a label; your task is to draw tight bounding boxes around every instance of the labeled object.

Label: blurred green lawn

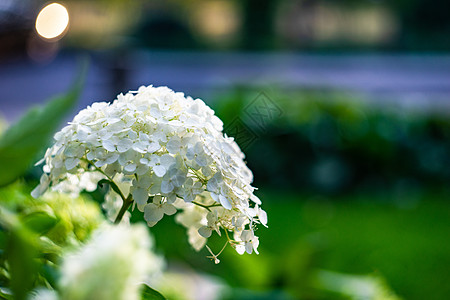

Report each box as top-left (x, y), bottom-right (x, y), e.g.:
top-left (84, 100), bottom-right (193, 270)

top-left (146, 189), bottom-right (450, 299)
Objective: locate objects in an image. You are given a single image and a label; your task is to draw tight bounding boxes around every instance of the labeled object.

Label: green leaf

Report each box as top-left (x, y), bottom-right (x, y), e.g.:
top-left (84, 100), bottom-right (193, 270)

top-left (141, 284), bottom-right (166, 300)
top-left (22, 212), bottom-right (58, 235)
top-left (0, 230), bottom-right (6, 249)
top-left (40, 263), bottom-right (59, 289)
top-left (0, 287), bottom-right (13, 300)
top-left (312, 269), bottom-right (401, 300)
top-left (1, 208), bottom-right (41, 300)
top-left (5, 228), bottom-right (38, 300)
top-left (0, 59), bottom-right (88, 186)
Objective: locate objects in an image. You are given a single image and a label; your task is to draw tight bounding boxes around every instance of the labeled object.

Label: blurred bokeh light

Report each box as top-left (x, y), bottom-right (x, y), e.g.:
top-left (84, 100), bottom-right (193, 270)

top-left (35, 3), bottom-right (69, 40)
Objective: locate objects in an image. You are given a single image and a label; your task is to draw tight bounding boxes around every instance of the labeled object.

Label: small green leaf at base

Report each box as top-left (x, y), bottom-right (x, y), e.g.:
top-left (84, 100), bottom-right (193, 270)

top-left (21, 212), bottom-right (58, 235)
top-left (141, 284), bottom-right (166, 300)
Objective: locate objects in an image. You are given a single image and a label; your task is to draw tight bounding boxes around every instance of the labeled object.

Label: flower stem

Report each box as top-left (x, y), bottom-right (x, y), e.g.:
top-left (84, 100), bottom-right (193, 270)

top-left (114, 195), bottom-right (133, 224)
top-left (192, 201), bottom-right (221, 211)
top-left (189, 167), bottom-right (208, 185)
top-left (82, 158), bottom-right (127, 202)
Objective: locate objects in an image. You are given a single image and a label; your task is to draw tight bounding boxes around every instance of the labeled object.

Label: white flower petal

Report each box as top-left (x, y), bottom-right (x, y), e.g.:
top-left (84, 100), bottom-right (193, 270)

top-left (124, 163), bottom-right (137, 172)
top-left (144, 203), bottom-right (164, 223)
top-left (198, 226), bottom-right (212, 238)
top-left (132, 141), bottom-right (147, 153)
top-left (102, 140), bottom-right (116, 152)
top-left (117, 139), bottom-right (133, 153)
top-left (160, 154), bottom-right (175, 168)
top-left (166, 193), bottom-right (177, 204)
top-left (65, 157), bottom-right (79, 170)
top-left (259, 210), bottom-right (268, 226)
top-left (195, 155), bottom-right (208, 167)
top-left (235, 244), bottom-right (245, 255)
top-left (161, 181), bottom-right (174, 193)
top-left (147, 142), bottom-right (161, 153)
top-left (132, 188), bottom-right (148, 209)
top-left (245, 242), bottom-right (253, 254)
top-left (104, 153), bottom-right (119, 164)
top-left (219, 194), bottom-right (232, 210)
top-left (162, 203), bottom-right (176, 215)
top-left (166, 139), bottom-right (180, 154)
top-left (153, 165), bottom-right (166, 177)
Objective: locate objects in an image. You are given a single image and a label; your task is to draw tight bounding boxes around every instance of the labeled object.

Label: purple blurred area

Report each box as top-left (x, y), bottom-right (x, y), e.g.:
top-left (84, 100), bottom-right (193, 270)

top-left (1, 51), bottom-right (450, 122)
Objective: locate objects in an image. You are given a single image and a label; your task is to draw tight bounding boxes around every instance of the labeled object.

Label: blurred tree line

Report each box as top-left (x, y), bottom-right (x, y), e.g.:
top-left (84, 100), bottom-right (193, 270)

top-left (213, 88), bottom-right (450, 197)
top-left (386, 0), bottom-right (450, 50)
top-left (133, 0), bottom-right (450, 51)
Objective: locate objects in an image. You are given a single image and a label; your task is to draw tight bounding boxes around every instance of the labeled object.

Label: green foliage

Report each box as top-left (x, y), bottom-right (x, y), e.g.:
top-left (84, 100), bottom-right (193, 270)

top-left (141, 284), bottom-right (166, 300)
top-left (147, 188), bottom-right (449, 299)
top-left (213, 88), bottom-right (450, 195)
top-left (0, 183), bottom-right (103, 248)
top-left (22, 212), bottom-right (58, 235)
top-left (0, 183), bottom-right (105, 299)
top-left (312, 270), bottom-right (401, 300)
top-left (0, 60), bottom-right (87, 187)
top-left (0, 181), bottom-right (168, 300)
top-left (1, 213), bottom-right (39, 300)
top-left (256, 190), bottom-right (450, 300)
top-left (0, 287), bottom-right (13, 300)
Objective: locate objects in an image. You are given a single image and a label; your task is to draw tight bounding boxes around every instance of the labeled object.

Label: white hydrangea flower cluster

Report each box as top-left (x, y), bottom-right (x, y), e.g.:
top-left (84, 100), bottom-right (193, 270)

top-left (33, 85), bottom-right (267, 257)
top-left (59, 224), bottom-right (164, 300)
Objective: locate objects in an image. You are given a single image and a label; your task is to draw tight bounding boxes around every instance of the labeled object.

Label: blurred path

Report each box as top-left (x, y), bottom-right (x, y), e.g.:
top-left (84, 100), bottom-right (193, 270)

top-left (0, 51), bottom-right (449, 121)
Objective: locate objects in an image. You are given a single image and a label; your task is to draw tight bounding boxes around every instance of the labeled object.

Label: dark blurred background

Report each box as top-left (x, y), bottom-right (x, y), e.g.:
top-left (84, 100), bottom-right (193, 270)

top-left (1, 0), bottom-right (450, 120)
top-left (0, 0), bottom-right (449, 299)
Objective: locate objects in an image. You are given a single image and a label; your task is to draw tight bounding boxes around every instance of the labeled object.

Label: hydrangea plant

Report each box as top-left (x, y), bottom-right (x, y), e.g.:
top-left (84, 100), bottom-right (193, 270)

top-left (33, 85), bottom-right (267, 260)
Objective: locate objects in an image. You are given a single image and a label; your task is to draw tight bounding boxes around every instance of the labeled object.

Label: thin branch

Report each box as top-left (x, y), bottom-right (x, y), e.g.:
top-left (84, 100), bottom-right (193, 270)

top-left (189, 167), bottom-right (207, 185)
top-left (114, 195), bottom-right (133, 224)
top-left (192, 201), bottom-right (221, 211)
top-left (82, 158), bottom-right (127, 203)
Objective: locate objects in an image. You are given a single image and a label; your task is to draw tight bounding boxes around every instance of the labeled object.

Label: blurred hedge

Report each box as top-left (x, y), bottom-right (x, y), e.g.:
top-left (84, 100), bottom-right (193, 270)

top-left (212, 88), bottom-right (450, 196)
